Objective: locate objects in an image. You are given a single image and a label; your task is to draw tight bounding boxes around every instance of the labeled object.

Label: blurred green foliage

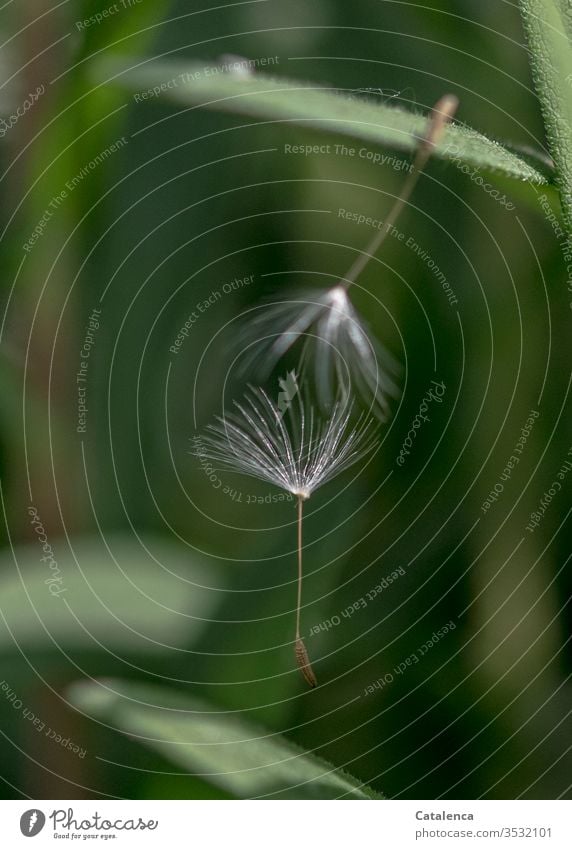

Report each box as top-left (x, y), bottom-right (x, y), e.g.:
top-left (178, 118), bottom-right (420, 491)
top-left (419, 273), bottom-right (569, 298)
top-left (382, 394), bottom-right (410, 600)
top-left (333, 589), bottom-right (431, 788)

top-left (0, 0), bottom-right (571, 800)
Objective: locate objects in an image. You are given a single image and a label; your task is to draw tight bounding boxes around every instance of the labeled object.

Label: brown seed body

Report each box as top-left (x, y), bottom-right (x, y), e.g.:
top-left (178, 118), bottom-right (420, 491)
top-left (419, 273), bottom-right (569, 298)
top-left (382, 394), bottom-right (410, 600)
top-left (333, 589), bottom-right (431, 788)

top-left (295, 637), bottom-right (318, 688)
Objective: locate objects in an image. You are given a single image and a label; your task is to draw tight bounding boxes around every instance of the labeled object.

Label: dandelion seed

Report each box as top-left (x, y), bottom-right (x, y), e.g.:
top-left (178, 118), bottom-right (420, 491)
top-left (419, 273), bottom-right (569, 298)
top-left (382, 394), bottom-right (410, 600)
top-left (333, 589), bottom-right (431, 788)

top-left (239, 94), bottom-right (459, 417)
top-left (198, 387), bottom-right (377, 500)
top-left (241, 286), bottom-right (400, 420)
top-left (195, 386), bottom-right (378, 687)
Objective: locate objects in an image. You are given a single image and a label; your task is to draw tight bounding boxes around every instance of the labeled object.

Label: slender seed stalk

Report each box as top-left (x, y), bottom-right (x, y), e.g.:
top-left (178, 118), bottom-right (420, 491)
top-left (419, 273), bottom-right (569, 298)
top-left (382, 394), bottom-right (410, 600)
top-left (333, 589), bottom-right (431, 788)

top-left (341, 94), bottom-right (459, 291)
top-left (294, 495), bottom-right (318, 688)
top-left (295, 495), bottom-right (304, 641)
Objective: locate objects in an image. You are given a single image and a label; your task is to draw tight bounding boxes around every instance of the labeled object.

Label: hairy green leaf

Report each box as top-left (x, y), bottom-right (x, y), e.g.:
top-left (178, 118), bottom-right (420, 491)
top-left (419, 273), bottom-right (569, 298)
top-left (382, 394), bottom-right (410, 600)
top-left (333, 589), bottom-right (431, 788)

top-left (521, 0), bottom-right (572, 228)
top-left (93, 58), bottom-right (552, 185)
top-left (69, 678), bottom-right (383, 800)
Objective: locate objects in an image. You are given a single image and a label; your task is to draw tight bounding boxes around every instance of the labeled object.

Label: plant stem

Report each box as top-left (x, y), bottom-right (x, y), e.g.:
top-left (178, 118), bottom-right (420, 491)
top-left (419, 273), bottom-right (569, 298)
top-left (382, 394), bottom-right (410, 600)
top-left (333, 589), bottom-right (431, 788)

top-left (341, 94), bottom-right (458, 291)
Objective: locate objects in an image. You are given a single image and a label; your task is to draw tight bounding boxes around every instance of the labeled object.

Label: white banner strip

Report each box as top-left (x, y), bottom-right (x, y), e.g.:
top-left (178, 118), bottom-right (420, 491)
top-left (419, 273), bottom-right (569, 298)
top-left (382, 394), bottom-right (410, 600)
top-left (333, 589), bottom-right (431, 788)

top-left (4, 800), bottom-right (571, 848)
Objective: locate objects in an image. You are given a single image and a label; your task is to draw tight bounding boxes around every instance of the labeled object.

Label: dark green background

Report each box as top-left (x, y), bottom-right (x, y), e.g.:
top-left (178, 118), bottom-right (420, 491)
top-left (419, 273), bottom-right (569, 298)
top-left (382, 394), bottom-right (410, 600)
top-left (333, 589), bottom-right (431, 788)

top-left (0, 0), bottom-right (570, 799)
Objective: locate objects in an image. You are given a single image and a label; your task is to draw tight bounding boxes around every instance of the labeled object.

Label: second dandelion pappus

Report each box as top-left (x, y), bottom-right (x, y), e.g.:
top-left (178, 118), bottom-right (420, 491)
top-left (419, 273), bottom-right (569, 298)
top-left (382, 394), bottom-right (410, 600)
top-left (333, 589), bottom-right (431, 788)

top-left (238, 95), bottom-right (458, 416)
top-left (240, 286), bottom-right (400, 421)
top-left (195, 386), bottom-right (378, 687)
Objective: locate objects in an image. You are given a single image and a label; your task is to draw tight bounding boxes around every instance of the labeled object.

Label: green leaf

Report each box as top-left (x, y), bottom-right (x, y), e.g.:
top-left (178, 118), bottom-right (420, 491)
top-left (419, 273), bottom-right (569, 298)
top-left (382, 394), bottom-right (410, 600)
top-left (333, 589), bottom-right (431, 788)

top-left (68, 678), bottom-right (383, 800)
top-left (93, 58), bottom-right (552, 185)
top-left (521, 0), bottom-right (572, 228)
top-left (0, 536), bottom-right (221, 655)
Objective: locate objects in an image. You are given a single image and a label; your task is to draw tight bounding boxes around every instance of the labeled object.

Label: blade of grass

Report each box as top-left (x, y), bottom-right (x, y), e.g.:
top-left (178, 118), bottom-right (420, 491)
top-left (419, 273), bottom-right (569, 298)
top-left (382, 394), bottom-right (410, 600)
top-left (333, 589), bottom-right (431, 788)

top-left (92, 57), bottom-right (553, 185)
top-left (521, 0), bottom-right (572, 228)
top-left (69, 678), bottom-right (384, 800)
